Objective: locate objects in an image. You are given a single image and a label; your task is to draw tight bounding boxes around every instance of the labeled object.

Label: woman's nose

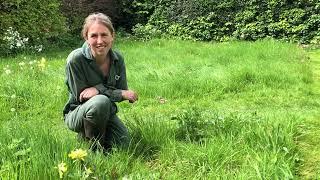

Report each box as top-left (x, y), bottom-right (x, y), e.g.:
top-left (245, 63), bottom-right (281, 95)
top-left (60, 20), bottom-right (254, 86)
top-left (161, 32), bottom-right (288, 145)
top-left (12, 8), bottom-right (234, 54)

top-left (97, 36), bottom-right (103, 43)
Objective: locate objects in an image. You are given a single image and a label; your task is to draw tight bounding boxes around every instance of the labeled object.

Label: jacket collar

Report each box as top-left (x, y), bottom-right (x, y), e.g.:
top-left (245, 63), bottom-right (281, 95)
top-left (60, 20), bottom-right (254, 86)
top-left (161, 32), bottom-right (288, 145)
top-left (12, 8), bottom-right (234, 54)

top-left (81, 42), bottom-right (119, 62)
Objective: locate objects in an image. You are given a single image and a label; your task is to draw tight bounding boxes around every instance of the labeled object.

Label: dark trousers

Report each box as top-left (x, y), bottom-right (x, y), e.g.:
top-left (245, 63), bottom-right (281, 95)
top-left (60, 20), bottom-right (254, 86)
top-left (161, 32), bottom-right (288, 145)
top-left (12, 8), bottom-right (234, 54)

top-left (64, 95), bottom-right (130, 149)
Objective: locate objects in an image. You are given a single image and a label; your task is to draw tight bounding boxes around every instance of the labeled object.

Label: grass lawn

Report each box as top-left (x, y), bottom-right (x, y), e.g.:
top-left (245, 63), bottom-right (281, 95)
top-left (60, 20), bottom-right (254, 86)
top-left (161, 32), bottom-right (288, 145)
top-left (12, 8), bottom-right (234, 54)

top-left (0, 39), bottom-right (318, 179)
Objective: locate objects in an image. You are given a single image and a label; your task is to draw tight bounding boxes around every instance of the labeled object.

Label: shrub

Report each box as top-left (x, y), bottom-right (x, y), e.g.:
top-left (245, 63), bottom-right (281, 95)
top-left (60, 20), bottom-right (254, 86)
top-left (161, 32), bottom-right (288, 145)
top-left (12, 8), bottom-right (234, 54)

top-left (131, 0), bottom-right (320, 43)
top-left (0, 0), bottom-right (67, 55)
top-left (132, 23), bottom-right (162, 40)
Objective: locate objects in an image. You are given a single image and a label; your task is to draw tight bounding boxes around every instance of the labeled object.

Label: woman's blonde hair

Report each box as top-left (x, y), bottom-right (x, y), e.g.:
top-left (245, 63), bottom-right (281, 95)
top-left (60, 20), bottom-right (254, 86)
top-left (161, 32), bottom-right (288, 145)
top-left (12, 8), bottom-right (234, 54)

top-left (81, 12), bottom-right (115, 39)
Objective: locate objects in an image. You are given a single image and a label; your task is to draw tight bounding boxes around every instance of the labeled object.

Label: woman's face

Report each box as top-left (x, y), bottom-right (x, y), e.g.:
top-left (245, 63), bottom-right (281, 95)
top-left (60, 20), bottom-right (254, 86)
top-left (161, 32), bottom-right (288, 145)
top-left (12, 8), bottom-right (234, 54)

top-left (86, 22), bottom-right (114, 58)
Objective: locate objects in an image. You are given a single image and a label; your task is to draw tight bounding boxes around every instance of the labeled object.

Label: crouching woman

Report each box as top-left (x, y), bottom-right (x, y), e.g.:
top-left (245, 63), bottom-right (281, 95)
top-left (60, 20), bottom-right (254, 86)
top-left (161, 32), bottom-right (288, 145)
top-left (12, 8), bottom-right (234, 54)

top-left (63, 12), bottom-right (138, 151)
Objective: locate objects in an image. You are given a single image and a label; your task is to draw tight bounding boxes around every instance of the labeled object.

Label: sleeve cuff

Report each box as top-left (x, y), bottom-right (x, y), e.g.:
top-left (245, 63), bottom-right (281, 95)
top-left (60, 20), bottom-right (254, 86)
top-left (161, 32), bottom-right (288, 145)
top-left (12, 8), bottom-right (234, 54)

top-left (95, 84), bottom-right (105, 94)
top-left (111, 89), bottom-right (123, 102)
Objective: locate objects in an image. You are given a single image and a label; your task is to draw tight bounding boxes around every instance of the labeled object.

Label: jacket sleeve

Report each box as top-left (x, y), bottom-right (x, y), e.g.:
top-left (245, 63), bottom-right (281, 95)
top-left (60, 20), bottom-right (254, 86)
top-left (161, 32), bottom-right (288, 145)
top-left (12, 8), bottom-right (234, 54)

top-left (94, 57), bottom-right (128, 102)
top-left (94, 84), bottom-right (123, 102)
top-left (65, 55), bottom-right (88, 103)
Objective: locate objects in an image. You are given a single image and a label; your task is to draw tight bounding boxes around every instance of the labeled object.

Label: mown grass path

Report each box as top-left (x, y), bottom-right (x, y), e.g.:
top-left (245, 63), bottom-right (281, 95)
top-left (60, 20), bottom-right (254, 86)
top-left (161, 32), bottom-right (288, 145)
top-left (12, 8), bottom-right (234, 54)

top-left (298, 49), bottom-right (320, 178)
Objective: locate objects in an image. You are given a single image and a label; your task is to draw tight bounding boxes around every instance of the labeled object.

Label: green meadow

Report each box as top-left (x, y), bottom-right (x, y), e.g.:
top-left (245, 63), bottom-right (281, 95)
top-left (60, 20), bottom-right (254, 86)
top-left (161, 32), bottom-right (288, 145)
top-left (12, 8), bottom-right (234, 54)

top-left (0, 39), bottom-right (319, 179)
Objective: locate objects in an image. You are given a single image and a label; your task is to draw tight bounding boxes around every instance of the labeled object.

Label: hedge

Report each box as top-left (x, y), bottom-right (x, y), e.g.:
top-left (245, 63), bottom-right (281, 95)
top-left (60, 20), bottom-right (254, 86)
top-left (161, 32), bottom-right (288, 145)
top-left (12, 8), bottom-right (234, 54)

top-left (131, 0), bottom-right (320, 44)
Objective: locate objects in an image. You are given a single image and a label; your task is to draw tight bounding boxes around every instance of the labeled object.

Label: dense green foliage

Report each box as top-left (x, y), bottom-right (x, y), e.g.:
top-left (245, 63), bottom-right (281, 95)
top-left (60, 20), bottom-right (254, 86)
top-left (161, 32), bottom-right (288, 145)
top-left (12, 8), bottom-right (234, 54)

top-left (132, 0), bottom-right (320, 44)
top-left (0, 39), bottom-right (319, 178)
top-left (1, 0), bottom-right (319, 56)
top-left (0, 0), bottom-right (67, 55)
top-left (61, 0), bottom-right (130, 34)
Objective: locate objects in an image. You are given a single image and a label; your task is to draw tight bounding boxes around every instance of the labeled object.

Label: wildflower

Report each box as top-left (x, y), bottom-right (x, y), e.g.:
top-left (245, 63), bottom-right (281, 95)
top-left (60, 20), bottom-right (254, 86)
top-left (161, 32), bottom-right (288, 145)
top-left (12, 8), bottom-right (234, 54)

top-left (157, 96), bottom-right (167, 104)
top-left (41, 57), bottom-right (46, 63)
top-left (122, 175), bottom-right (132, 180)
top-left (16, 42), bottom-right (22, 47)
top-left (83, 167), bottom-right (93, 179)
top-left (32, 45), bottom-right (44, 52)
top-left (19, 62), bottom-right (25, 66)
top-left (5, 69), bottom-right (12, 75)
top-left (28, 61), bottom-right (34, 65)
top-left (68, 148), bottom-right (87, 161)
top-left (19, 62), bottom-right (25, 70)
top-left (38, 57), bottom-right (46, 70)
top-left (10, 108), bottom-right (16, 112)
top-left (57, 162), bottom-right (68, 179)
top-left (11, 94), bottom-right (16, 99)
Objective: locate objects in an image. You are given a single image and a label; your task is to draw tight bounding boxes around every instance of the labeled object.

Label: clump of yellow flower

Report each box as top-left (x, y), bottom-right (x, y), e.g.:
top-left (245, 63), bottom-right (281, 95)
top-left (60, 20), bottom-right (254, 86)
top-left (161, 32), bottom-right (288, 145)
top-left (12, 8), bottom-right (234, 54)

top-left (37, 57), bottom-right (46, 71)
top-left (68, 148), bottom-right (88, 161)
top-left (57, 161), bottom-right (68, 179)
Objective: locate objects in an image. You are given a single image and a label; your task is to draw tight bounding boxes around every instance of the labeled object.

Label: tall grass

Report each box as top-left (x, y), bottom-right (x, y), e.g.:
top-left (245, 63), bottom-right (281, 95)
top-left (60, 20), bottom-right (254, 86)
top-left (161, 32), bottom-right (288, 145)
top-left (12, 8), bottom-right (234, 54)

top-left (0, 39), bottom-right (316, 179)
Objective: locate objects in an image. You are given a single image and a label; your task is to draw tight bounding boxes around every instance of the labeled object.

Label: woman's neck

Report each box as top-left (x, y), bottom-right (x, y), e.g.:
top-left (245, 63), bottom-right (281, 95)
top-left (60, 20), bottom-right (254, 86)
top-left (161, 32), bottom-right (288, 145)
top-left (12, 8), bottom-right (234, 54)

top-left (95, 54), bottom-right (109, 65)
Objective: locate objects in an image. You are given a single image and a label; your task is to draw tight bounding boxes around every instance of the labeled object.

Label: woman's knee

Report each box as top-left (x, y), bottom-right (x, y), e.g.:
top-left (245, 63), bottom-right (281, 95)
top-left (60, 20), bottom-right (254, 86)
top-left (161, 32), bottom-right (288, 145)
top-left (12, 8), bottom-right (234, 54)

top-left (91, 95), bottom-right (111, 108)
top-left (85, 95), bottom-right (111, 118)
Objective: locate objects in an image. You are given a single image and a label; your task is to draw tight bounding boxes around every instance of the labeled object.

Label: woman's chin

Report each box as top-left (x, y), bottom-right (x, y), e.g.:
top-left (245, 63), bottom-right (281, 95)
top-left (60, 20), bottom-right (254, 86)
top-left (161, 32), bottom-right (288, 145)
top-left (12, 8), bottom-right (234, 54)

top-left (93, 51), bottom-right (107, 57)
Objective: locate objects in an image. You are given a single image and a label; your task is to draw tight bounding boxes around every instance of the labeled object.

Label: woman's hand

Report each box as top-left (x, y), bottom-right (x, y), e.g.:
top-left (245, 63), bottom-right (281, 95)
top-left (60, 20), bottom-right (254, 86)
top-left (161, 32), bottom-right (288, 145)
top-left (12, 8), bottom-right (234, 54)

top-left (79, 87), bottom-right (99, 102)
top-left (122, 90), bottom-right (138, 103)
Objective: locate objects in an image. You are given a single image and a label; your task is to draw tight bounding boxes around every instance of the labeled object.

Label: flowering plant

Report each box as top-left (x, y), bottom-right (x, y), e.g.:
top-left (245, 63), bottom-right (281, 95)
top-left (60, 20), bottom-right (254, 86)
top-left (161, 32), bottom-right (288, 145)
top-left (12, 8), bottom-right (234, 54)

top-left (68, 149), bottom-right (88, 161)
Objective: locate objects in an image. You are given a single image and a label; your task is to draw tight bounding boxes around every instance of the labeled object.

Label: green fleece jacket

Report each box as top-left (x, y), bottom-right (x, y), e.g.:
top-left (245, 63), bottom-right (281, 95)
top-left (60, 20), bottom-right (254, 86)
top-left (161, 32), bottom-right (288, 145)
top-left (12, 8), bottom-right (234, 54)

top-left (63, 42), bottom-right (128, 116)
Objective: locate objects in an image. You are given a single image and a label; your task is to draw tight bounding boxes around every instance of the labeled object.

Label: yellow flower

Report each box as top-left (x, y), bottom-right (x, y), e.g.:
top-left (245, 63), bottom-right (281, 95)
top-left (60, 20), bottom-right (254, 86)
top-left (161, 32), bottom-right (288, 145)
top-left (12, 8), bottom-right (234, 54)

top-left (83, 167), bottom-right (93, 178)
top-left (40, 57), bottom-right (46, 63)
top-left (57, 162), bottom-right (68, 179)
top-left (68, 148), bottom-right (88, 161)
top-left (37, 57), bottom-right (46, 71)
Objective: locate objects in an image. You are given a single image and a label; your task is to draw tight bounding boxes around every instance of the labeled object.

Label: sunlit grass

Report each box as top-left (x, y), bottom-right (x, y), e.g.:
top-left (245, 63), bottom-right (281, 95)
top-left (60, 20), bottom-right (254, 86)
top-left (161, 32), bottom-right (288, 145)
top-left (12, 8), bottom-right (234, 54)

top-left (0, 39), bottom-right (318, 179)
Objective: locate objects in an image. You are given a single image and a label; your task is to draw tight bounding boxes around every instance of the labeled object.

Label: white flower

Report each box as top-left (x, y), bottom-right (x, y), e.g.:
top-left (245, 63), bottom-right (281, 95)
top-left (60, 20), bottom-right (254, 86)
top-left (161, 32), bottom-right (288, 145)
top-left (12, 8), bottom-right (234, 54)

top-left (11, 94), bottom-right (16, 99)
top-left (5, 69), bottom-right (12, 75)
top-left (122, 175), bottom-right (132, 180)
top-left (10, 108), bottom-right (16, 112)
top-left (16, 42), bottom-right (22, 47)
